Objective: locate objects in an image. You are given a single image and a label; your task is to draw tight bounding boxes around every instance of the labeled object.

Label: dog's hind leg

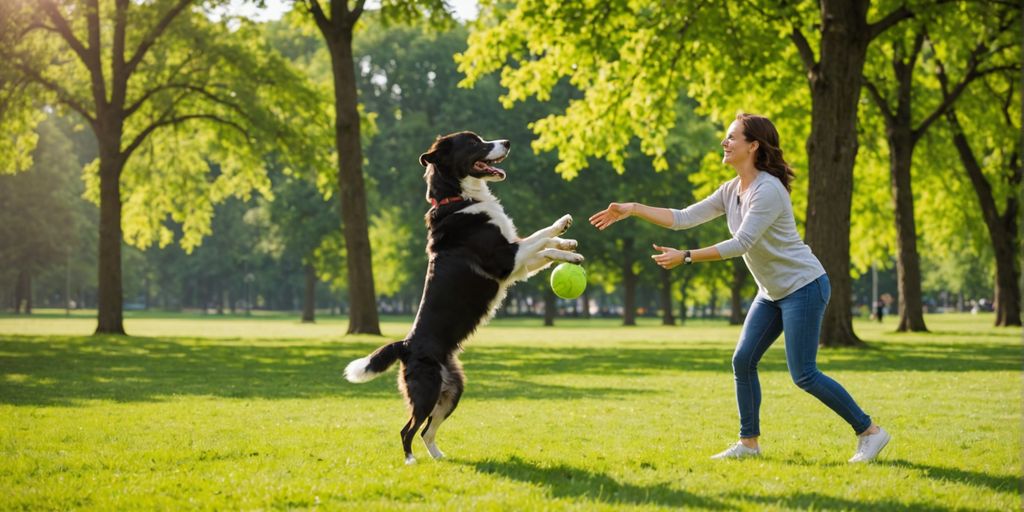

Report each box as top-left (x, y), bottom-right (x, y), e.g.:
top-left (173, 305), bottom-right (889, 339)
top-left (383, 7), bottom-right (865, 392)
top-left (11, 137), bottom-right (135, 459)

top-left (400, 359), bottom-right (442, 465)
top-left (421, 359), bottom-right (465, 460)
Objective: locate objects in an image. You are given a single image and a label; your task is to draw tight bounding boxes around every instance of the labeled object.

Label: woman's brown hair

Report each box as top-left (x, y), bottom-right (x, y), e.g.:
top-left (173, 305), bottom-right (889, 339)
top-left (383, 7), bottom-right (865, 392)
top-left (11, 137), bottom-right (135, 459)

top-left (736, 113), bottom-right (795, 192)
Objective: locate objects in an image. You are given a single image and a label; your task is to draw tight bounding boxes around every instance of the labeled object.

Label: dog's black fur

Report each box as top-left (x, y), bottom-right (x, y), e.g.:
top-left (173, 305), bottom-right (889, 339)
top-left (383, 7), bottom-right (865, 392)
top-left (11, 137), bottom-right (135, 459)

top-left (344, 131), bottom-right (583, 464)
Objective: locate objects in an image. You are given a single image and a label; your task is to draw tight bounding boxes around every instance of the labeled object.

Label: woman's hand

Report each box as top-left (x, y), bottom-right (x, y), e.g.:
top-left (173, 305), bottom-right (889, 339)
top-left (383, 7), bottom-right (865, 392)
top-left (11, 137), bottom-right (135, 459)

top-left (651, 244), bottom-right (684, 269)
top-left (589, 202), bottom-right (635, 230)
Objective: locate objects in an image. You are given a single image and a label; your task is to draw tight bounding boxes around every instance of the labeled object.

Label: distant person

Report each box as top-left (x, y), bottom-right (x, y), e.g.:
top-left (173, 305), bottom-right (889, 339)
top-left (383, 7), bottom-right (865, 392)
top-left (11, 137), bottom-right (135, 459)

top-left (875, 297), bottom-right (884, 323)
top-left (589, 113), bottom-right (890, 463)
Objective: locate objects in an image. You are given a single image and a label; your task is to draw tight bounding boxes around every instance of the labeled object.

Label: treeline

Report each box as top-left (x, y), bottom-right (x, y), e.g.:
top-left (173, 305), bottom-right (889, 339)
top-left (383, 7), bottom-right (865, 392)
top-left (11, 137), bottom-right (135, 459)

top-left (0, 15), bottom-right (983, 326)
top-left (1, 2), bottom-right (1018, 338)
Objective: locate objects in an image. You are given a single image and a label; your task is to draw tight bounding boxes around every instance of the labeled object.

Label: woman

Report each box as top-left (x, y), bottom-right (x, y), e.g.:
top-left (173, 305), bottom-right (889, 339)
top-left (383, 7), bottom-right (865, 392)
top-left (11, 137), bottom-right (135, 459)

top-left (589, 113), bottom-right (890, 463)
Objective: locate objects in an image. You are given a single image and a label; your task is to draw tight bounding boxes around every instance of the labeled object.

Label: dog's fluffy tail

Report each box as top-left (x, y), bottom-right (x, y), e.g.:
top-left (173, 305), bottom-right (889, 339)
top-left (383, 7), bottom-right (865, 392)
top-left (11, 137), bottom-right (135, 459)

top-left (344, 341), bottom-right (407, 383)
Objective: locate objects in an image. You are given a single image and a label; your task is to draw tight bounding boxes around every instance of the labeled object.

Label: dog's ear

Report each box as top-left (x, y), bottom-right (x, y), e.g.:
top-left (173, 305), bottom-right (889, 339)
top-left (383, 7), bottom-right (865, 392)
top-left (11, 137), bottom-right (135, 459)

top-left (419, 151), bottom-right (436, 167)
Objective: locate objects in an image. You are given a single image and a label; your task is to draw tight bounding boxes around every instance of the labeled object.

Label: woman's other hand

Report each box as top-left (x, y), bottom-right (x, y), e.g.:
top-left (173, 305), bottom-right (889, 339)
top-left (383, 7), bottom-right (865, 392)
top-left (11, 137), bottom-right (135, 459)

top-left (651, 244), bottom-right (684, 269)
top-left (589, 202), bottom-right (635, 230)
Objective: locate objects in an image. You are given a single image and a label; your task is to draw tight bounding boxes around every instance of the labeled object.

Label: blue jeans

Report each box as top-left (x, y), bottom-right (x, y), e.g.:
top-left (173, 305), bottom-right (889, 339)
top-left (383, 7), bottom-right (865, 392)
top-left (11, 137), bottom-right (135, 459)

top-left (732, 274), bottom-right (872, 437)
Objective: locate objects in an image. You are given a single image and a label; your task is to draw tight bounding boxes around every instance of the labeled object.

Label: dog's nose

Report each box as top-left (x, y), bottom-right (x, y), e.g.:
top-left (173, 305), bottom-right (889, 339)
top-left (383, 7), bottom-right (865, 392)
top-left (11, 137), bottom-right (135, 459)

top-left (501, 140), bottom-right (510, 149)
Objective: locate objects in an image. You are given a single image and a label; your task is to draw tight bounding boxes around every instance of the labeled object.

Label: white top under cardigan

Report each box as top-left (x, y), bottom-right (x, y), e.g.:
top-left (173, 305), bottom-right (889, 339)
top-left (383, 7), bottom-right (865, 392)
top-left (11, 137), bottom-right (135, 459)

top-left (670, 170), bottom-right (825, 301)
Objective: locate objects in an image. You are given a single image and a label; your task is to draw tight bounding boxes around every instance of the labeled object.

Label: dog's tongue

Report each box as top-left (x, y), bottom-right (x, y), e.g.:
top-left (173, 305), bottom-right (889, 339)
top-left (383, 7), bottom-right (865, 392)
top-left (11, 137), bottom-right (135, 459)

top-left (474, 161), bottom-right (504, 176)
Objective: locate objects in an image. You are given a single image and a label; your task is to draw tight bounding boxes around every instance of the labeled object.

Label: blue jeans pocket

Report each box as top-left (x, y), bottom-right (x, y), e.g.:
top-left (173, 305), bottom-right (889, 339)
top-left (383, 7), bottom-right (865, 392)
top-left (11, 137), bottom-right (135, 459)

top-left (816, 275), bottom-right (831, 304)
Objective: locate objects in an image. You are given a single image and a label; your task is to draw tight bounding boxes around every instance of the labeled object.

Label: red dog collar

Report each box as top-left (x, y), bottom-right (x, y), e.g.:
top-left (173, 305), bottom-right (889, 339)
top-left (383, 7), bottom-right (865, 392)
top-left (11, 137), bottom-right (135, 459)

top-left (429, 196), bottom-right (464, 208)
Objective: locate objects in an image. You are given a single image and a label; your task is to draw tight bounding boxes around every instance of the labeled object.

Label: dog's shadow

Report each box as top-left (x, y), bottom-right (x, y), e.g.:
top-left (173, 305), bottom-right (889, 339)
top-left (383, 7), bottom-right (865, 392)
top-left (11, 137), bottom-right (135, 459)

top-left (453, 455), bottom-right (728, 509)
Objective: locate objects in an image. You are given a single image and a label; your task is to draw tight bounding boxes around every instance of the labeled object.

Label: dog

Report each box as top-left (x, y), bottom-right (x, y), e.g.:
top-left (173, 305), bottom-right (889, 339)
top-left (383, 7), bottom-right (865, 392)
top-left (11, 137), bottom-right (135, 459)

top-left (343, 131), bottom-right (583, 464)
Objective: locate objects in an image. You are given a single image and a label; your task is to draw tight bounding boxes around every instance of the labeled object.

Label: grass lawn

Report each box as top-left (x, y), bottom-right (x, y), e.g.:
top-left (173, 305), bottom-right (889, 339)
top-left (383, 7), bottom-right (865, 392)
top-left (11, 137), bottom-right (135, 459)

top-left (0, 311), bottom-right (1020, 510)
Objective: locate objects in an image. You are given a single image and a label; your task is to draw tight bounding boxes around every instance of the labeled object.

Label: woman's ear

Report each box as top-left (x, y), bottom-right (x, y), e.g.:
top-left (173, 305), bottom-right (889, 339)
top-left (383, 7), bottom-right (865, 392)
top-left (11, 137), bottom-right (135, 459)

top-left (419, 152), bottom-right (435, 167)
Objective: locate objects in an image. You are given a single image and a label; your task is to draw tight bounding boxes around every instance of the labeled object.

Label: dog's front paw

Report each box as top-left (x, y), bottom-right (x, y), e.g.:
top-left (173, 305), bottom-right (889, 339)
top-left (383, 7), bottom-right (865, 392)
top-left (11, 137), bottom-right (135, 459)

top-left (557, 238), bottom-right (578, 251)
top-left (554, 214), bottom-right (573, 235)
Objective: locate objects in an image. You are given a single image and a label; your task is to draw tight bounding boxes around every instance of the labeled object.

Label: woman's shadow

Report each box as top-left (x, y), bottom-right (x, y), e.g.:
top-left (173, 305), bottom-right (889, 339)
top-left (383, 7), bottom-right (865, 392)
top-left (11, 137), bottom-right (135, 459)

top-left (454, 455), bottom-right (728, 509)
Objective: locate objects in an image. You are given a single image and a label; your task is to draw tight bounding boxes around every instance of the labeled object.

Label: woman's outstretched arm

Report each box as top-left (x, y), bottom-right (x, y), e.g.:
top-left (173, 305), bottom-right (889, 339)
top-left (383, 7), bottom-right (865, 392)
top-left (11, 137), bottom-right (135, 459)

top-left (589, 202), bottom-right (676, 230)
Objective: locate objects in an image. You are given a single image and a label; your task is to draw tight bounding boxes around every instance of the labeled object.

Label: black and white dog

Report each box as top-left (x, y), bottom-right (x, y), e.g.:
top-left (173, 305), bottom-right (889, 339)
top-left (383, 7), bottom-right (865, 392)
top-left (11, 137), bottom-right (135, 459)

top-left (344, 131), bottom-right (583, 464)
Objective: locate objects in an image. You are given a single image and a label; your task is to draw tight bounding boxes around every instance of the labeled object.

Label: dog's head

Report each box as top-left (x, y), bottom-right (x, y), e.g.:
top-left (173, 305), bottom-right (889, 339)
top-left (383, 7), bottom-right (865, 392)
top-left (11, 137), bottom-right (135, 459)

top-left (420, 132), bottom-right (510, 201)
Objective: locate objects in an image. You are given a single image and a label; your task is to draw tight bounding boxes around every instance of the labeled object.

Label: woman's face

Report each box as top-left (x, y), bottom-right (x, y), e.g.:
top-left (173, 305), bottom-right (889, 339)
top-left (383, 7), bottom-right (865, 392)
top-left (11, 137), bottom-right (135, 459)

top-left (721, 120), bottom-right (756, 168)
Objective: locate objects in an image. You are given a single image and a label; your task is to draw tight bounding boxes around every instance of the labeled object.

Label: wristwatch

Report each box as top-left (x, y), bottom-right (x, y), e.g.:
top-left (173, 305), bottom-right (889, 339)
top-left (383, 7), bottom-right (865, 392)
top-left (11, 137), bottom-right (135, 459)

top-left (683, 250), bottom-right (693, 265)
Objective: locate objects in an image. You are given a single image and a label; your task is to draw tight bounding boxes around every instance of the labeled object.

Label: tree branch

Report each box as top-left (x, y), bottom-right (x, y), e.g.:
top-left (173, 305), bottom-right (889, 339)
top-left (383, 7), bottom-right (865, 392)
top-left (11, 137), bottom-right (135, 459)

top-left (862, 77), bottom-right (895, 124)
top-left (18, 20), bottom-right (59, 40)
top-left (789, 27), bottom-right (817, 82)
top-left (915, 25), bottom-right (1017, 142)
top-left (305, 0), bottom-right (333, 37)
top-left (12, 60), bottom-right (96, 125)
top-left (867, 4), bottom-right (913, 41)
top-left (125, 0), bottom-right (193, 78)
top-left (37, 0), bottom-right (91, 66)
top-left (124, 113), bottom-right (249, 158)
top-left (111, 0), bottom-right (129, 107)
top-left (124, 51), bottom-right (200, 116)
top-left (125, 81), bottom-right (235, 118)
top-left (84, 0), bottom-right (107, 105)
top-left (349, 0), bottom-right (366, 23)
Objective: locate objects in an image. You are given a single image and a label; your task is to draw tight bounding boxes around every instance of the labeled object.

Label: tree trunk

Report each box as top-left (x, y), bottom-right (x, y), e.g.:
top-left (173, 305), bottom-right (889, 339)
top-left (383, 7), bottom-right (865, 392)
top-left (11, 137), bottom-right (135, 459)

top-left (14, 270), bottom-right (31, 314)
top-left (660, 267), bottom-right (675, 325)
top-left (13, 271), bottom-right (24, 314)
top-left (802, 0), bottom-right (873, 347)
top-left (622, 237), bottom-right (637, 326)
top-left (543, 286), bottom-right (556, 326)
top-left (581, 287), bottom-right (591, 319)
top-left (302, 263), bottom-right (316, 323)
top-left (95, 134), bottom-right (126, 335)
top-left (326, 26), bottom-right (380, 335)
top-left (678, 276), bottom-right (689, 325)
top-left (729, 259), bottom-right (747, 325)
top-left (888, 127), bottom-right (928, 332)
top-left (23, 272), bottom-right (31, 314)
top-left (947, 110), bottom-right (1022, 327)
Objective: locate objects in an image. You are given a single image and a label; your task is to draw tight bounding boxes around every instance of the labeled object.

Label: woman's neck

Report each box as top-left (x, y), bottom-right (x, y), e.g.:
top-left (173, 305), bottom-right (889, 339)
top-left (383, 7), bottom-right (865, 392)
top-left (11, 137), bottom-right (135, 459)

top-left (736, 164), bottom-right (759, 190)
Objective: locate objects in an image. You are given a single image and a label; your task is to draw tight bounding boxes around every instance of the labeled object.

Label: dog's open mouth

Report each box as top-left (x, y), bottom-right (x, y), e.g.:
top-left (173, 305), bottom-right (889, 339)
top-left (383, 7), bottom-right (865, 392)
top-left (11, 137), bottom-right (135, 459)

top-left (473, 157), bottom-right (507, 180)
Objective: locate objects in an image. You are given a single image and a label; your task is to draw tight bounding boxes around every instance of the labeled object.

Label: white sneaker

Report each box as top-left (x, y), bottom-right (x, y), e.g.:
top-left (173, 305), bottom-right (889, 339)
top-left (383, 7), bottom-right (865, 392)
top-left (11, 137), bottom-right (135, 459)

top-left (849, 426), bottom-right (891, 463)
top-left (710, 441), bottom-right (761, 460)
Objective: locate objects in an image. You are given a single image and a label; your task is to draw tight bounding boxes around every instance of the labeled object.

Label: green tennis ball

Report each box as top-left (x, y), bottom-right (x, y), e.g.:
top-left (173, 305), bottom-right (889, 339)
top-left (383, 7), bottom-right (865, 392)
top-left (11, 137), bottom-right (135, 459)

top-left (550, 263), bottom-right (587, 299)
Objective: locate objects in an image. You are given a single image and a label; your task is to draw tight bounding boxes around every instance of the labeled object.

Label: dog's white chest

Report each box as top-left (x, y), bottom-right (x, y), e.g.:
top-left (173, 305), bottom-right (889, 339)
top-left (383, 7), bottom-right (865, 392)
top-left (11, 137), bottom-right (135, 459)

top-left (459, 202), bottom-right (518, 242)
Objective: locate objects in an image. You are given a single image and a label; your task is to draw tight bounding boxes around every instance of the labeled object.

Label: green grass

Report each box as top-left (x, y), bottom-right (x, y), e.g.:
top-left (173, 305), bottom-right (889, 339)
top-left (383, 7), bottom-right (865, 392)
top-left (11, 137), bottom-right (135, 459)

top-left (0, 313), bottom-right (1019, 510)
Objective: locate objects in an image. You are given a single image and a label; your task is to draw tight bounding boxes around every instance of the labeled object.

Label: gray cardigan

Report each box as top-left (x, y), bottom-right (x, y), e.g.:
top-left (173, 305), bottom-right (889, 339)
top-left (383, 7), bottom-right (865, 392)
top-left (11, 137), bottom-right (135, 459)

top-left (670, 171), bottom-right (825, 300)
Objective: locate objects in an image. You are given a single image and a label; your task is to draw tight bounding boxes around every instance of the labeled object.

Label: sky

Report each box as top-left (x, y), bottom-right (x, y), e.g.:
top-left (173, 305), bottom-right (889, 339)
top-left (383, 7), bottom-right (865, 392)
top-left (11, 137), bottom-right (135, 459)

top-left (222, 0), bottom-right (479, 22)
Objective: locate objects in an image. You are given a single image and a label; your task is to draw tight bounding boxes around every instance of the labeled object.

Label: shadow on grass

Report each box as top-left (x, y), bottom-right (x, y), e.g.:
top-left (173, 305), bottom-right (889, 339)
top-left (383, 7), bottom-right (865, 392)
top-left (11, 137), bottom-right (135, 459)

top-left (0, 333), bottom-right (1019, 406)
top-left (724, 491), bottom-right (961, 512)
top-left (785, 457), bottom-right (1019, 501)
top-left (0, 335), bottom-right (650, 406)
top-left (879, 458), bottom-right (1021, 495)
top-left (459, 455), bottom-right (728, 509)
top-left (462, 339), bottom-right (1021, 377)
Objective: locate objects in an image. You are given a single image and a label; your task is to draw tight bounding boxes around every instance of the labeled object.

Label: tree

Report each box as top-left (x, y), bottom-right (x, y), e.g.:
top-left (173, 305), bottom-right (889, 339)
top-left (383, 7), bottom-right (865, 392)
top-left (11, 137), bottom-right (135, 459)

top-left (935, 69), bottom-right (1022, 326)
top-left (0, 0), bottom-right (325, 334)
top-left (0, 116), bottom-right (78, 312)
top-left (459, 0), bottom-right (961, 345)
top-left (264, 174), bottom-right (339, 322)
top-left (861, 5), bottom-right (1018, 331)
top-left (295, 0), bottom-right (450, 334)
top-left (929, 5), bottom-right (1021, 327)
